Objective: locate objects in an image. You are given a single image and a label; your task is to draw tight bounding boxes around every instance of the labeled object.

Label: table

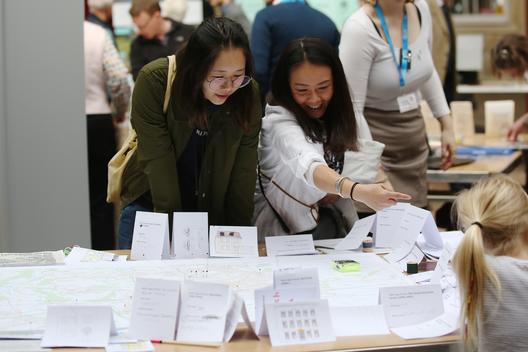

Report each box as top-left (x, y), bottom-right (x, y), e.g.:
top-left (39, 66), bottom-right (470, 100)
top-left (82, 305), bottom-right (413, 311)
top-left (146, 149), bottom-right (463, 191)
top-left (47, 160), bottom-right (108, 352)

top-left (427, 150), bottom-right (523, 183)
top-left (457, 82), bottom-right (528, 94)
top-left (49, 332), bottom-right (459, 352)
top-left (427, 134), bottom-right (526, 201)
top-left (33, 250), bottom-right (459, 352)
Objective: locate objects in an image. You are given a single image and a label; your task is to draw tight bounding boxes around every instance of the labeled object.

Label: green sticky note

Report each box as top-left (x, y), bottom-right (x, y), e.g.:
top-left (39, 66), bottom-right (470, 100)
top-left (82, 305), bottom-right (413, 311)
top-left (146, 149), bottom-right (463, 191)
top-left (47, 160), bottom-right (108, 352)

top-left (333, 260), bottom-right (360, 272)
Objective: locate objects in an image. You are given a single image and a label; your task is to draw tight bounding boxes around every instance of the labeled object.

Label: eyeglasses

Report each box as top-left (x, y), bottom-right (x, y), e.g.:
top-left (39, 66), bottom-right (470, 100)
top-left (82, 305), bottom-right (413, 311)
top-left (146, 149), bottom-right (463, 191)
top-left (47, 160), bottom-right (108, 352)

top-left (207, 75), bottom-right (252, 91)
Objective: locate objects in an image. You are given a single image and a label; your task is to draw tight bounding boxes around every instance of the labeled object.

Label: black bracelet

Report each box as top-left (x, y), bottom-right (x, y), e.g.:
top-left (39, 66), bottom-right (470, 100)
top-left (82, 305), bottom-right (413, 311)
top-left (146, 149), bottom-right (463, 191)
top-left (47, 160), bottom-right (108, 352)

top-left (350, 182), bottom-right (359, 201)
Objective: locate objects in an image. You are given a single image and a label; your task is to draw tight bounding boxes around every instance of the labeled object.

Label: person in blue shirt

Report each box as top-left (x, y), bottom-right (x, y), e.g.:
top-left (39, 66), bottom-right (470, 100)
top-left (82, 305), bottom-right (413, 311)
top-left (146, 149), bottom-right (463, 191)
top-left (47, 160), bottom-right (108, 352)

top-left (251, 0), bottom-right (340, 103)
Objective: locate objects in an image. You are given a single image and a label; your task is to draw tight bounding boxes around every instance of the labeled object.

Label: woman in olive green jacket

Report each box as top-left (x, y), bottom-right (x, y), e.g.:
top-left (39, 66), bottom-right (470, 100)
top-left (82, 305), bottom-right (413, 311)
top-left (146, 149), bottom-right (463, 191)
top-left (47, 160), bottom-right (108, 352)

top-left (118, 17), bottom-right (261, 249)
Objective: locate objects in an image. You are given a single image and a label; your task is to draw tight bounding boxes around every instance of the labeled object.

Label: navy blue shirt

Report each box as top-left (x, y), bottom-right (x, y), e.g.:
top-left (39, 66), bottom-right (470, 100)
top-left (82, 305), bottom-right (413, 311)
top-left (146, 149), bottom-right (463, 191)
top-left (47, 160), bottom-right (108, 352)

top-left (250, 3), bottom-right (340, 101)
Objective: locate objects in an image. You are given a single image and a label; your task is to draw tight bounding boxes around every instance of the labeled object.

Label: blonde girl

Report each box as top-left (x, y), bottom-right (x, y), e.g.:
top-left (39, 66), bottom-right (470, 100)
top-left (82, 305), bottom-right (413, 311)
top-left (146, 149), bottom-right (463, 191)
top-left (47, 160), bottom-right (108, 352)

top-left (452, 175), bottom-right (528, 351)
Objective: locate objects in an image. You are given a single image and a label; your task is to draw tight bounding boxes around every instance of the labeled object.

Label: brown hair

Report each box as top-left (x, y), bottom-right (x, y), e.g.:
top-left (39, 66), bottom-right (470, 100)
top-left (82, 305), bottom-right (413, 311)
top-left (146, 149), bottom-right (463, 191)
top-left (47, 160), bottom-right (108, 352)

top-left (452, 174), bottom-right (528, 349)
top-left (491, 34), bottom-right (528, 77)
top-left (129, 0), bottom-right (161, 17)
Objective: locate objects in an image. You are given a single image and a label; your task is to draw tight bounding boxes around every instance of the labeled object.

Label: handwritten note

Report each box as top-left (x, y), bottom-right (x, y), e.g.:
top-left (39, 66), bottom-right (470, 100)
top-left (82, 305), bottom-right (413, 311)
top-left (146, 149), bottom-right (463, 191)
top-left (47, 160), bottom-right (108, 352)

top-left (128, 278), bottom-right (180, 340)
top-left (176, 281), bottom-right (229, 343)
top-left (172, 212), bottom-right (209, 258)
top-left (379, 285), bottom-right (444, 328)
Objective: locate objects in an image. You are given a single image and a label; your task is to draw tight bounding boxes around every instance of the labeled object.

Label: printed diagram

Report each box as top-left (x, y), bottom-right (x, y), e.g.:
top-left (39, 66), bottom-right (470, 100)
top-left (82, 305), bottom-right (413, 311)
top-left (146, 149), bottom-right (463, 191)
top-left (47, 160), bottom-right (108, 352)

top-left (280, 308), bottom-right (320, 342)
top-left (182, 227), bottom-right (209, 257)
top-left (214, 231), bottom-right (242, 256)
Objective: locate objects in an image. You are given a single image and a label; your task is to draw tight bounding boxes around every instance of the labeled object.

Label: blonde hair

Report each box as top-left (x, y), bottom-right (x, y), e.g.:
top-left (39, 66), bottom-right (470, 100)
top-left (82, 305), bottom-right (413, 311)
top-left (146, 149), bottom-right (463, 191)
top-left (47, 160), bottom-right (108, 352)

top-left (452, 174), bottom-right (528, 349)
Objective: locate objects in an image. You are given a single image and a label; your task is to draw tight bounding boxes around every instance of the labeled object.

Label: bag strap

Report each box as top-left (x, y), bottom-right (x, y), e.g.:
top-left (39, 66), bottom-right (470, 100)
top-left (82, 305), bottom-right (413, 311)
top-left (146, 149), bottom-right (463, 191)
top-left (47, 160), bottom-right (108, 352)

top-left (163, 55), bottom-right (177, 113)
top-left (257, 163), bottom-right (291, 234)
top-left (257, 164), bottom-right (321, 233)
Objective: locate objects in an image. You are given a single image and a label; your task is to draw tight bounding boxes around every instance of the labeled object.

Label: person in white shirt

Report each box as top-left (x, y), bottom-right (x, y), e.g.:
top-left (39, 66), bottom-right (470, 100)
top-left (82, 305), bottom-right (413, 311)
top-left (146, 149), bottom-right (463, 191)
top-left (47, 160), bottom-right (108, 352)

top-left (339, 0), bottom-right (455, 208)
top-left (491, 34), bottom-right (528, 141)
top-left (253, 38), bottom-right (410, 239)
top-left (452, 174), bottom-right (528, 352)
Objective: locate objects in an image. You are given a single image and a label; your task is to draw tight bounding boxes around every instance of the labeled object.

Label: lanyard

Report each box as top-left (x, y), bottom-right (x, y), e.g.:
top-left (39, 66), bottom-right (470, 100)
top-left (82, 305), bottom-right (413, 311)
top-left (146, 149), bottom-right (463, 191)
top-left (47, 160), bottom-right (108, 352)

top-left (374, 3), bottom-right (408, 87)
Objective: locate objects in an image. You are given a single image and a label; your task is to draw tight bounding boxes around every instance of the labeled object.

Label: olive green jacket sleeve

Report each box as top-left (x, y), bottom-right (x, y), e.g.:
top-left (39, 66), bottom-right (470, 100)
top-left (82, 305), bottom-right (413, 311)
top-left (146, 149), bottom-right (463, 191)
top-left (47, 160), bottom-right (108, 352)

top-left (224, 85), bottom-right (262, 225)
top-left (130, 61), bottom-right (182, 213)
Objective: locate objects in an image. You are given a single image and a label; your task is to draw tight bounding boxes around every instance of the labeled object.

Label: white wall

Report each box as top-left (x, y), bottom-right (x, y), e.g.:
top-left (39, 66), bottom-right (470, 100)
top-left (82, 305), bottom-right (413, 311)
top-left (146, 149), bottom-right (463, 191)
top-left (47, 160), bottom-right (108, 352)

top-left (0, 0), bottom-right (91, 251)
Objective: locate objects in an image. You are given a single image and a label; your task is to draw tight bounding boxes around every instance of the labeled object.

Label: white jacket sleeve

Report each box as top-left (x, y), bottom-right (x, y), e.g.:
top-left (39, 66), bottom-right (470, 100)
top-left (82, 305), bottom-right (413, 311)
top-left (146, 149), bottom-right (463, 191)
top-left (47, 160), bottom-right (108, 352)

top-left (339, 18), bottom-right (374, 140)
top-left (269, 117), bottom-right (326, 188)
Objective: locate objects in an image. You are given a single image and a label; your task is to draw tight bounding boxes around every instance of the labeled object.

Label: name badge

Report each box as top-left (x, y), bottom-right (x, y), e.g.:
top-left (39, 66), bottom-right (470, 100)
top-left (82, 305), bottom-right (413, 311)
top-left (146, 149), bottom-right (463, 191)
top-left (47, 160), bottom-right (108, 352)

top-left (397, 93), bottom-right (418, 113)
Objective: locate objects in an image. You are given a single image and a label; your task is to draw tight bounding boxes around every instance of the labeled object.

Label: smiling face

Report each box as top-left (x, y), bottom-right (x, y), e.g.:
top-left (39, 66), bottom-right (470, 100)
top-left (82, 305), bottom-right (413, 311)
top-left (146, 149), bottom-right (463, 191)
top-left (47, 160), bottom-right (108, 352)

top-left (289, 62), bottom-right (334, 119)
top-left (202, 47), bottom-right (246, 105)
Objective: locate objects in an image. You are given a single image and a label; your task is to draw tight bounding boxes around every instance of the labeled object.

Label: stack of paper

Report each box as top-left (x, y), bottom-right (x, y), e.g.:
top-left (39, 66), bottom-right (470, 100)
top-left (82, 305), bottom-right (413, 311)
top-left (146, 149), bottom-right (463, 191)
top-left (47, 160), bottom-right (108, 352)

top-left (0, 250), bottom-right (65, 267)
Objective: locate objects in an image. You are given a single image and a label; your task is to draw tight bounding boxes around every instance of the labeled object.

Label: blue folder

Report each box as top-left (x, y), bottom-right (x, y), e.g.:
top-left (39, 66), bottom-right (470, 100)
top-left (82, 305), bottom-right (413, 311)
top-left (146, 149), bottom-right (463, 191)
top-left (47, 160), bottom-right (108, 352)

top-left (456, 146), bottom-right (515, 156)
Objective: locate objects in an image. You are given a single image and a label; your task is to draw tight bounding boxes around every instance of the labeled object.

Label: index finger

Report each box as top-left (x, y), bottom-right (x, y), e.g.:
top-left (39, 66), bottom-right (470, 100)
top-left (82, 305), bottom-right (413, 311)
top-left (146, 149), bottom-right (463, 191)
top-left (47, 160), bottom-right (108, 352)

top-left (387, 191), bottom-right (411, 200)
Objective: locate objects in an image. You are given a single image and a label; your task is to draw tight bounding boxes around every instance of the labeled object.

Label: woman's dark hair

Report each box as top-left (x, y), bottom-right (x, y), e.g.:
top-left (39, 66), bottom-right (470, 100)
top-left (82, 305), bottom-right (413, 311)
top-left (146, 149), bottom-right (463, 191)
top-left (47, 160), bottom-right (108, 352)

top-left (269, 37), bottom-right (357, 155)
top-left (173, 17), bottom-right (255, 131)
top-left (491, 34), bottom-right (528, 77)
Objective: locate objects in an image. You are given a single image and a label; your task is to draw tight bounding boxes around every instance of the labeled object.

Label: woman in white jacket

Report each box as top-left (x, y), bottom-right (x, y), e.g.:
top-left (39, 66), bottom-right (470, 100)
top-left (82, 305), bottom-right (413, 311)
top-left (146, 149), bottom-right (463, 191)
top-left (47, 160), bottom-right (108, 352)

top-left (253, 38), bottom-right (410, 239)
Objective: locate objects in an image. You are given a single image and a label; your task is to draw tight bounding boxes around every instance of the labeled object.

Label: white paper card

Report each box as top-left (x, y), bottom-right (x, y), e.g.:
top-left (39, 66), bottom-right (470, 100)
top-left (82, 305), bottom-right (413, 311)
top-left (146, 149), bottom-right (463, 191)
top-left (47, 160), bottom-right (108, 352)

top-left (223, 292), bottom-right (244, 342)
top-left (265, 235), bottom-right (317, 256)
top-left (397, 93), bottom-right (418, 113)
top-left (64, 247), bottom-right (116, 264)
top-left (273, 268), bottom-right (320, 294)
top-left (335, 214), bottom-right (376, 250)
top-left (41, 305), bottom-right (114, 348)
top-left (375, 203), bottom-right (409, 248)
top-left (391, 306), bottom-right (459, 339)
top-left (420, 214), bottom-right (443, 251)
top-left (450, 101), bottom-right (475, 142)
top-left (383, 205), bottom-right (440, 263)
top-left (128, 278), bottom-right (180, 340)
top-left (431, 242), bottom-right (456, 284)
top-left (254, 285), bottom-right (320, 336)
top-left (209, 226), bottom-right (258, 257)
top-left (172, 212), bottom-right (209, 258)
top-left (265, 300), bottom-right (335, 346)
top-left (330, 305), bottom-right (390, 336)
top-left (176, 281), bottom-right (229, 343)
top-left (131, 211), bottom-right (170, 260)
top-left (380, 285), bottom-right (444, 328)
top-left (485, 100), bottom-right (514, 138)
top-left (456, 34), bottom-right (483, 71)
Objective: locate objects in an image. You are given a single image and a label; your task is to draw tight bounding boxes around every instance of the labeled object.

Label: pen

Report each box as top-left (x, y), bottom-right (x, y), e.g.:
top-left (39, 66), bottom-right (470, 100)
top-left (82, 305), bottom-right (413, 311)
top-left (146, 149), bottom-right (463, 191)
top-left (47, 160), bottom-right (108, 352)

top-left (151, 339), bottom-right (222, 348)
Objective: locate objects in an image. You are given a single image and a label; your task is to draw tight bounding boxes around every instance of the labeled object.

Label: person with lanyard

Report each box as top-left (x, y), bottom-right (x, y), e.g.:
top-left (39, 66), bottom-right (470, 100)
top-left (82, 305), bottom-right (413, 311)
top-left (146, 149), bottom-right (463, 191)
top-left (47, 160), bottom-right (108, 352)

top-left (253, 38), bottom-right (410, 239)
top-left (117, 17), bottom-right (261, 249)
top-left (339, 0), bottom-right (455, 208)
